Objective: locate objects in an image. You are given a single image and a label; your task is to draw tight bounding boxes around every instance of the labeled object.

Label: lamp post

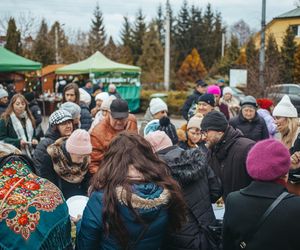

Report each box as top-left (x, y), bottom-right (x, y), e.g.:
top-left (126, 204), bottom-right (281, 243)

top-left (55, 24), bottom-right (65, 64)
top-left (164, 1), bottom-right (170, 91)
top-left (259, 0), bottom-right (266, 92)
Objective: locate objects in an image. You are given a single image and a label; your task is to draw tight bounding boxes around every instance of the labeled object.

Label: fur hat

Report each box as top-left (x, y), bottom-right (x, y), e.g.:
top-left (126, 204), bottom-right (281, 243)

top-left (272, 95), bottom-right (298, 118)
top-left (207, 85), bottom-right (221, 96)
top-left (187, 116), bottom-right (203, 130)
top-left (149, 98), bottom-right (168, 115)
top-left (144, 131), bottom-right (173, 152)
top-left (246, 139), bottom-right (290, 181)
top-left (66, 129), bottom-right (92, 155)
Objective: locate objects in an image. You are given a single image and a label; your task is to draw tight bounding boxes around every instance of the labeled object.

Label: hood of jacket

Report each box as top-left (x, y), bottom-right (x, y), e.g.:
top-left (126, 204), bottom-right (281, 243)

top-left (213, 125), bottom-right (245, 161)
top-left (116, 183), bottom-right (170, 222)
top-left (158, 146), bottom-right (208, 184)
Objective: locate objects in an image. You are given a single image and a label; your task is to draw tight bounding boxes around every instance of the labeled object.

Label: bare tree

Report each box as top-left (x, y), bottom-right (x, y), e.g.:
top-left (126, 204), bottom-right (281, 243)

top-left (231, 19), bottom-right (252, 47)
top-left (294, 0), bottom-right (300, 7)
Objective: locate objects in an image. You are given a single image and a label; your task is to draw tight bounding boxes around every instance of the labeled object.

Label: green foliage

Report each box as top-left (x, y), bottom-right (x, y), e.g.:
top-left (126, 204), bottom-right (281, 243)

top-left (177, 48), bottom-right (207, 83)
top-left (32, 19), bottom-right (55, 65)
top-left (88, 3), bottom-right (106, 54)
top-left (104, 36), bottom-right (118, 61)
top-left (137, 23), bottom-right (164, 83)
top-left (280, 27), bottom-right (297, 83)
top-left (140, 89), bottom-right (188, 115)
top-left (131, 9), bottom-right (146, 64)
top-left (120, 16), bottom-right (133, 47)
top-left (5, 17), bottom-right (22, 55)
top-left (246, 36), bottom-right (258, 65)
top-left (294, 45), bottom-right (300, 83)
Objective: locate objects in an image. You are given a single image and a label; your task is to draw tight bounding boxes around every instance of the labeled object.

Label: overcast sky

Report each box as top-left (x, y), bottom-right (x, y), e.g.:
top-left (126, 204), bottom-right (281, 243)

top-left (0, 0), bottom-right (298, 43)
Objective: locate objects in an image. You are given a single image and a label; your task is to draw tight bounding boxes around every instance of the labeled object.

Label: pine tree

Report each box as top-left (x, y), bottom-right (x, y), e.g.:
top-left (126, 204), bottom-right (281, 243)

top-left (173, 0), bottom-right (191, 69)
top-left (156, 3), bottom-right (165, 45)
top-left (294, 45), bottom-right (300, 83)
top-left (104, 36), bottom-right (118, 61)
top-left (281, 27), bottom-right (297, 83)
top-left (227, 35), bottom-right (240, 62)
top-left (131, 9), bottom-right (146, 64)
top-left (235, 49), bottom-right (247, 67)
top-left (88, 3), bottom-right (106, 54)
top-left (32, 19), bottom-right (55, 65)
top-left (120, 16), bottom-right (133, 47)
top-left (5, 17), bottom-right (22, 54)
top-left (177, 48), bottom-right (207, 82)
top-left (48, 21), bottom-right (70, 63)
top-left (246, 36), bottom-right (258, 65)
top-left (189, 5), bottom-right (202, 51)
top-left (118, 45), bottom-right (134, 65)
top-left (137, 23), bottom-right (164, 83)
top-left (264, 33), bottom-right (281, 89)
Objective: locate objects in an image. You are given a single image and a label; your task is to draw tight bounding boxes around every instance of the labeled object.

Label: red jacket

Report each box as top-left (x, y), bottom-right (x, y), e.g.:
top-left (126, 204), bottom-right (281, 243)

top-left (89, 114), bottom-right (138, 173)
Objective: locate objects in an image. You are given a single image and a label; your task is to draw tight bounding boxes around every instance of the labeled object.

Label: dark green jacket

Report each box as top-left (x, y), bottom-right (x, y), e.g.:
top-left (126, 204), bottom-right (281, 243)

top-left (0, 116), bottom-right (36, 149)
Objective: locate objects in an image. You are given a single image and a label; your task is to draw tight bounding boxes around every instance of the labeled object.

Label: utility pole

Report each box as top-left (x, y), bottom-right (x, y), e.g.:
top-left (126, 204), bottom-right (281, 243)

top-left (221, 32), bottom-right (225, 57)
top-left (55, 26), bottom-right (59, 64)
top-left (259, 0), bottom-right (266, 91)
top-left (164, 0), bottom-right (170, 91)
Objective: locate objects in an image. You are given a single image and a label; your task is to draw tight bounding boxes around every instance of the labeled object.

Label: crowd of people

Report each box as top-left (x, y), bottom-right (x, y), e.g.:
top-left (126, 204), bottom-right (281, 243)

top-left (1, 79), bottom-right (300, 250)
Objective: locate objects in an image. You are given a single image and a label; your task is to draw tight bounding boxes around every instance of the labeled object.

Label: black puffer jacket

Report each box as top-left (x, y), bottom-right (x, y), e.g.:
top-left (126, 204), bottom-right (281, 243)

top-left (33, 127), bottom-right (60, 184)
top-left (0, 103), bottom-right (7, 116)
top-left (181, 90), bottom-right (202, 120)
top-left (229, 112), bottom-right (269, 142)
top-left (209, 126), bottom-right (255, 200)
top-left (79, 102), bottom-right (92, 131)
top-left (159, 146), bottom-right (222, 250)
top-left (29, 100), bottom-right (42, 126)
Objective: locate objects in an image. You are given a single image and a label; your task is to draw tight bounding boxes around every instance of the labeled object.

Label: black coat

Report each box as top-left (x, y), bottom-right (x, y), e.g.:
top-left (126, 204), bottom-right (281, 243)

top-left (181, 90), bottom-right (202, 120)
top-left (79, 102), bottom-right (92, 131)
top-left (33, 127), bottom-right (60, 183)
top-left (159, 146), bottom-right (222, 250)
top-left (223, 181), bottom-right (300, 250)
top-left (209, 126), bottom-right (255, 200)
top-left (0, 103), bottom-right (7, 116)
top-left (229, 112), bottom-right (269, 142)
top-left (29, 100), bottom-right (42, 126)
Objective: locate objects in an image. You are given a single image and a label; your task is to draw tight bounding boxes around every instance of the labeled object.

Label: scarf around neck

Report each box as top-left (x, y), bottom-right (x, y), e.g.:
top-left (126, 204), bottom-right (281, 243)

top-left (10, 112), bottom-right (34, 157)
top-left (47, 137), bottom-right (89, 183)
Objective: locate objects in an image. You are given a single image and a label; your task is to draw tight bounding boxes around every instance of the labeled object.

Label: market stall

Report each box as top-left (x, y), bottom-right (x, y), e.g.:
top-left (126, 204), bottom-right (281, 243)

top-left (56, 51), bottom-right (141, 112)
top-left (0, 47), bottom-right (42, 91)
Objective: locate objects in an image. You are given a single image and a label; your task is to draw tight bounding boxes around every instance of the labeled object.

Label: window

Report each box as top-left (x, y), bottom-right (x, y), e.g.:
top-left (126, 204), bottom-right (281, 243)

top-left (290, 25), bottom-right (300, 37)
top-left (288, 86), bottom-right (300, 95)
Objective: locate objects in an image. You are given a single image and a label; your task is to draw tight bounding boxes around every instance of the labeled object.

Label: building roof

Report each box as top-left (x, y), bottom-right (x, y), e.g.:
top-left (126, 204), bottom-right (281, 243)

top-left (275, 7), bottom-right (300, 19)
top-left (41, 64), bottom-right (66, 76)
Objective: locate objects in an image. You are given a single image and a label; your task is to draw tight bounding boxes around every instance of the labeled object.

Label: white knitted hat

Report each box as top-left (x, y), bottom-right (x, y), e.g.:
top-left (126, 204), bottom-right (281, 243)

top-left (149, 98), bottom-right (168, 115)
top-left (223, 86), bottom-right (233, 95)
top-left (95, 92), bottom-right (109, 101)
top-left (79, 88), bottom-right (91, 106)
top-left (272, 95), bottom-right (298, 118)
top-left (187, 116), bottom-right (203, 130)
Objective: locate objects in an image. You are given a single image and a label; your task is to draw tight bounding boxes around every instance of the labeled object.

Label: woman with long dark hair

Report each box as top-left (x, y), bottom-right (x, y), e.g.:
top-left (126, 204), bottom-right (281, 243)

top-left (0, 93), bottom-right (37, 157)
top-left (76, 132), bottom-right (186, 249)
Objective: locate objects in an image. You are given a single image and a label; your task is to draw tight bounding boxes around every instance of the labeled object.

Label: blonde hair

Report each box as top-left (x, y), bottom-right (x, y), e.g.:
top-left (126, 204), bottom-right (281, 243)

top-left (281, 117), bottom-right (300, 149)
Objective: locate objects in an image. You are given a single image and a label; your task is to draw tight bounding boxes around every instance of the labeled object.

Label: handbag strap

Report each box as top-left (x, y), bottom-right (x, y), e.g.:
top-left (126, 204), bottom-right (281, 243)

top-left (238, 191), bottom-right (289, 249)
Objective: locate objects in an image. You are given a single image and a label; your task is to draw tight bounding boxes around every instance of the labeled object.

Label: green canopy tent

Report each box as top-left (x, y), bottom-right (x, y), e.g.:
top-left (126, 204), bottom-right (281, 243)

top-left (0, 47), bottom-right (42, 72)
top-left (56, 51), bottom-right (142, 112)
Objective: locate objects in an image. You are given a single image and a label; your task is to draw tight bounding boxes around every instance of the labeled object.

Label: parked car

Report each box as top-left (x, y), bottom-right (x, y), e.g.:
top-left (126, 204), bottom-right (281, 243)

top-left (267, 83), bottom-right (300, 114)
